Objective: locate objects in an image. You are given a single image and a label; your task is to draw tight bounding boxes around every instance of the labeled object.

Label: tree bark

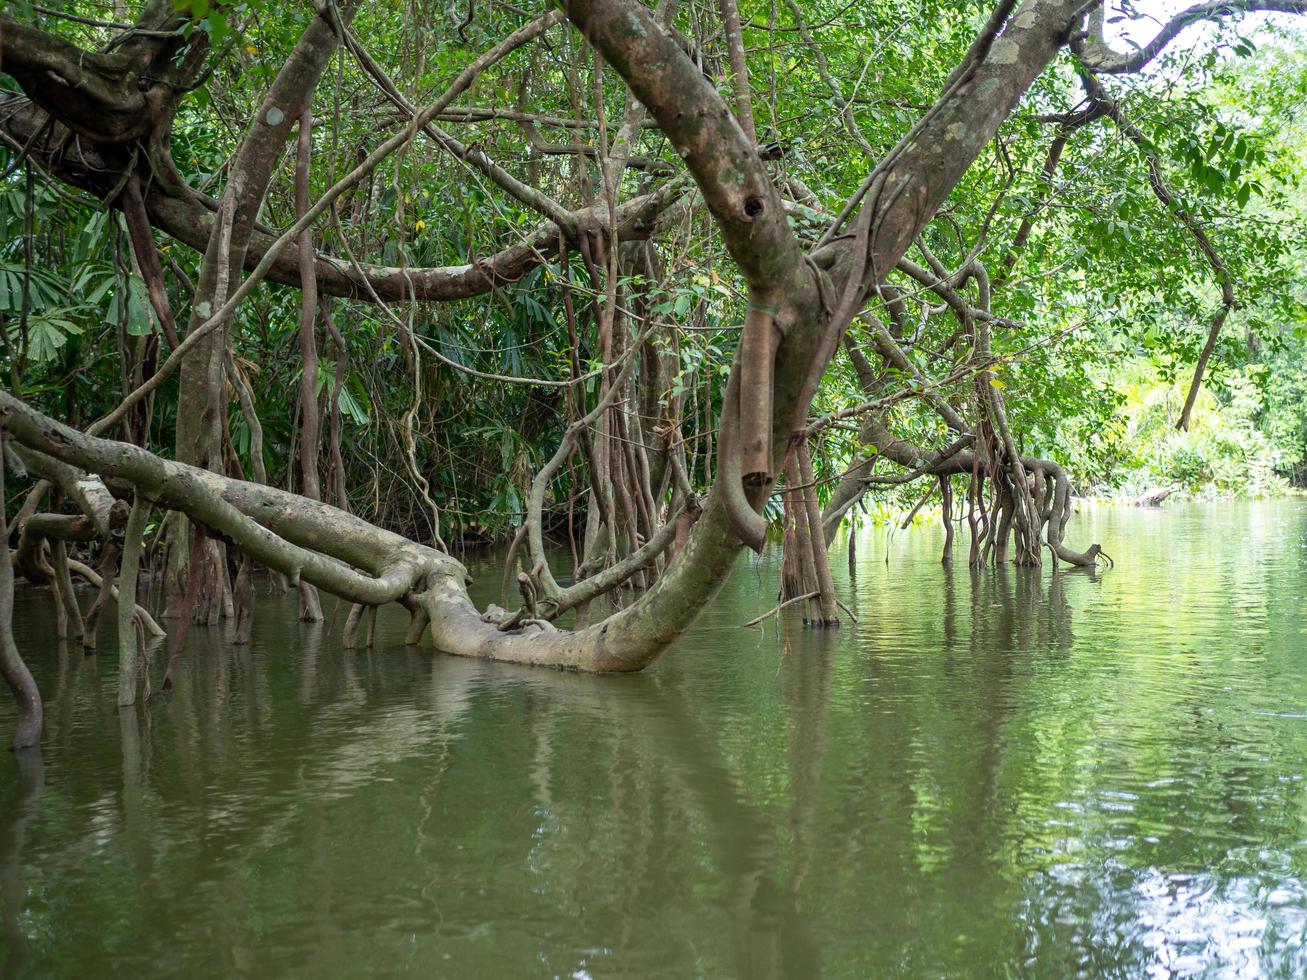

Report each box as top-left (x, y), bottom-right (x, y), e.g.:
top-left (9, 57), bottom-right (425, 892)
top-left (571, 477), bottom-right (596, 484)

top-left (0, 435), bottom-right (42, 749)
top-left (295, 108), bottom-right (325, 623)
top-left (117, 496), bottom-right (150, 706)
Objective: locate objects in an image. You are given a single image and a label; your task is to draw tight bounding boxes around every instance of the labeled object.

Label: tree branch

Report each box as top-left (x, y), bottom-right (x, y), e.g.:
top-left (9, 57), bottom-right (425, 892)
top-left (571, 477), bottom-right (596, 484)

top-left (0, 393), bottom-right (461, 606)
top-left (1075, 0), bottom-right (1307, 74)
top-left (562, 0), bottom-right (802, 298)
top-left (1080, 72), bottom-right (1236, 430)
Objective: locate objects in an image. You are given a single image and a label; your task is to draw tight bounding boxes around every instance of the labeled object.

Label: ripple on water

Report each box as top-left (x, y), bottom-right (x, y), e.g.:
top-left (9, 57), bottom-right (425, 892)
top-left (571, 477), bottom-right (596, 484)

top-left (1, 500), bottom-right (1306, 977)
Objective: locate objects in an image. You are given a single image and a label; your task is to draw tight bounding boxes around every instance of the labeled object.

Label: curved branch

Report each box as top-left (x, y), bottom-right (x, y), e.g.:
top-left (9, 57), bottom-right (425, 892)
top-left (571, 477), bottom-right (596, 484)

top-left (1076, 0), bottom-right (1307, 75)
top-left (335, 19), bottom-right (576, 231)
top-left (813, 0), bottom-right (1088, 295)
top-left (0, 4), bottom-right (201, 143)
top-left (547, 502), bottom-right (686, 617)
top-left (562, 0), bottom-right (803, 299)
top-left (0, 91), bottom-right (681, 304)
top-left (0, 393), bottom-right (461, 606)
top-left (1081, 73), bottom-right (1236, 430)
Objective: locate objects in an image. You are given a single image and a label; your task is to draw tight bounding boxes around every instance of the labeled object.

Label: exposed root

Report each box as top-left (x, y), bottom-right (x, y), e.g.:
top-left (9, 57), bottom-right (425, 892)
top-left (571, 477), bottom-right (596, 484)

top-left (117, 494), bottom-right (151, 707)
top-left (234, 554), bottom-right (255, 645)
top-left (0, 432), bottom-right (42, 749)
top-left (79, 542), bottom-right (120, 653)
top-left (779, 437), bottom-right (841, 627)
top-left (51, 541), bottom-right (84, 643)
top-left (65, 559), bottom-right (165, 639)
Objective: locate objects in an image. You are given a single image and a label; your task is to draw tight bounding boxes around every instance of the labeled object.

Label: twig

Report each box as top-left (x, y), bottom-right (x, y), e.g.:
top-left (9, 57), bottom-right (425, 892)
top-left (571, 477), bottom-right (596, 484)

top-left (742, 590), bottom-right (818, 628)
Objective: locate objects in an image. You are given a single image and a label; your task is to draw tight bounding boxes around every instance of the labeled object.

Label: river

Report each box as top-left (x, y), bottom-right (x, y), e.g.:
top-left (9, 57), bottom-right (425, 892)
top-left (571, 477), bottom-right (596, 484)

top-left (2, 500), bottom-right (1305, 976)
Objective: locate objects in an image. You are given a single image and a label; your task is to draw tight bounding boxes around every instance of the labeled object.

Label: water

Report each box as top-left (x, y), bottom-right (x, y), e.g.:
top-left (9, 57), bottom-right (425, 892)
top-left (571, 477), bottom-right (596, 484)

top-left (2, 501), bottom-right (1306, 977)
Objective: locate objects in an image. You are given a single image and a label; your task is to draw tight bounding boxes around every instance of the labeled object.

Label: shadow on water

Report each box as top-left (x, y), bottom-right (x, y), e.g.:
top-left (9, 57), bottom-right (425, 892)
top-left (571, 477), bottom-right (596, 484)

top-left (2, 500), bottom-right (1307, 975)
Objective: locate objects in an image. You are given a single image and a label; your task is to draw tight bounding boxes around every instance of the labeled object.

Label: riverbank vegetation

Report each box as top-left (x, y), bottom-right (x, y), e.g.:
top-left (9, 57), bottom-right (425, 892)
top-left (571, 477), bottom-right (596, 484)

top-left (1, 0), bottom-right (1304, 747)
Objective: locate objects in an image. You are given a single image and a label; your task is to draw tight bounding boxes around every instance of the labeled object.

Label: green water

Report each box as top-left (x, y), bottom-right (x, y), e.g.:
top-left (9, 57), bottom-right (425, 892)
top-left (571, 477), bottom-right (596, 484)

top-left (2, 501), bottom-right (1306, 977)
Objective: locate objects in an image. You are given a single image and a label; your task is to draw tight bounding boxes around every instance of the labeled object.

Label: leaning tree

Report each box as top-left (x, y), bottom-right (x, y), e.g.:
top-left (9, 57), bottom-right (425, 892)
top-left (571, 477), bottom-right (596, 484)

top-left (0, 0), bottom-right (1302, 748)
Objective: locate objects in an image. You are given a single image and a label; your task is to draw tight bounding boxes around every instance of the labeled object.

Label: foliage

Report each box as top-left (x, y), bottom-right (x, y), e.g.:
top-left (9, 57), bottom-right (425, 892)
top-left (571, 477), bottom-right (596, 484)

top-left (0, 0), bottom-right (1304, 536)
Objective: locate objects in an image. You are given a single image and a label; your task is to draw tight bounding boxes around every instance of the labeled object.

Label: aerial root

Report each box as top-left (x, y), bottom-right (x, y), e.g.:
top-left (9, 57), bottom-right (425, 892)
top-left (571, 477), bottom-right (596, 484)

top-left (777, 436), bottom-right (843, 627)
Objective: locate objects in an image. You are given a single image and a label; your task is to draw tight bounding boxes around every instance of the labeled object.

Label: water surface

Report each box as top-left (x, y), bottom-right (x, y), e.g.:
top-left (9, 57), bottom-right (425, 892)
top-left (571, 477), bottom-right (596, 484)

top-left (2, 501), bottom-right (1306, 976)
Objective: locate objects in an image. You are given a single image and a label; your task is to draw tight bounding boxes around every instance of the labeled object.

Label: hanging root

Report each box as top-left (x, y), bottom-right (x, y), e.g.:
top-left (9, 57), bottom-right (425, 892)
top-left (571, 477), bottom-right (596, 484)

top-left (64, 559), bottom-right (166, 639)
top-left (961, 289), bottom-right (1100, 569)
top-left (162, 522), bottom-right (207, 690)
top-left (52, 540), bottom-right (85, 643)
top-left (1041, 463), bottom-right (1102, 567)
top-left (778, 438), bottom-right (841, 627)
top-left (717, 368), bottom-right (770, 553)
top-left (80, 542), bottom-right (121, 653)
top-left (234, 554), bottom-right (255, 645)
top-left (940, 474), bottom-right (955, 562)
top-left (401, 595), bottom-right (430, 646)
top-left (117, 494), bottom-right (151, 707)
top-left (737, 307), bottom-right (776, 486)
top-left (298, 580), bottom-right (324, 623)
top-left (795, 439), bottom-right (839, 625)
top-left (954, 447), bottom-right (1102, 570)
top-left (0, 430), bottom-right (42, 749)
top-left (342, 603), bottom-right (366, 648)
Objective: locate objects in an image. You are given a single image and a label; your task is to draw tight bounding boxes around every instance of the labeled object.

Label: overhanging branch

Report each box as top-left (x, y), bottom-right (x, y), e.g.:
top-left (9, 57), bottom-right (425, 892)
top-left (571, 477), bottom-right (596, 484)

top-left (1075, 0), bottom-right (1307, 74)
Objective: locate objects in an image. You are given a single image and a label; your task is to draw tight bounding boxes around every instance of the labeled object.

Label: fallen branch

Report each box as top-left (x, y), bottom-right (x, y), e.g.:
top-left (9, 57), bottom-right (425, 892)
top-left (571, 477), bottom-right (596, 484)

top-left (742, 591), bottom-right (818, 628)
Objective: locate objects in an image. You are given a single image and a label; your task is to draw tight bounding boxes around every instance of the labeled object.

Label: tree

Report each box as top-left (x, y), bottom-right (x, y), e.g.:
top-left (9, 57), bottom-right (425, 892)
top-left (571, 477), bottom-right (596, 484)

top-left (0, 0), bottom-right (1303, 748)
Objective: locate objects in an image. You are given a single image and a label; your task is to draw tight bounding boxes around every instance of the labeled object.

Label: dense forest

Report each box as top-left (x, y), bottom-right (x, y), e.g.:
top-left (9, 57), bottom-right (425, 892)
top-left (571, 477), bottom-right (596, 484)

top-left (0, 0), bottom-right (1304, 750)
